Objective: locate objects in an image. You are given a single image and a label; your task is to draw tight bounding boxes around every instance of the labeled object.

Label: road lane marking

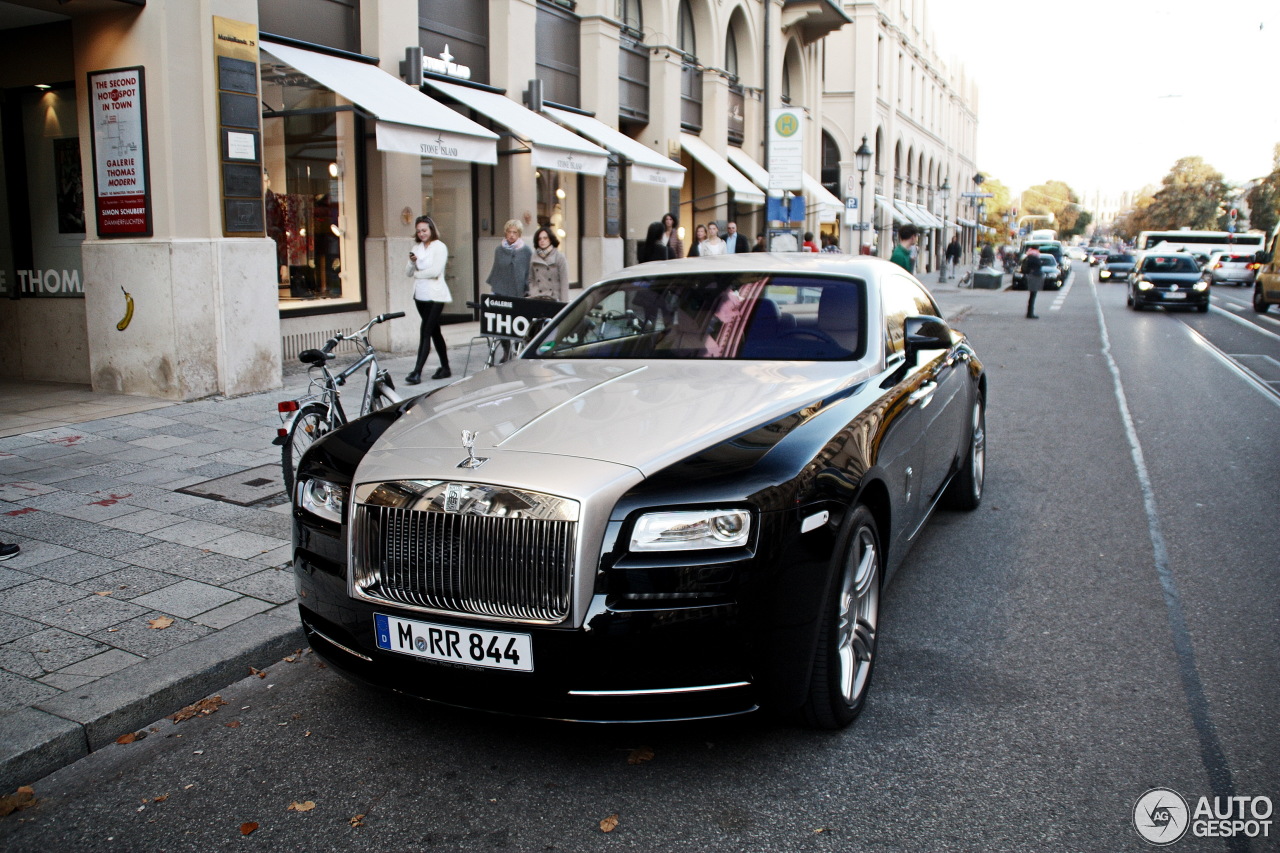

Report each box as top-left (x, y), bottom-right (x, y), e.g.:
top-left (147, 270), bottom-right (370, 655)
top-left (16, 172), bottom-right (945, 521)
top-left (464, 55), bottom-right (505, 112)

top-left (1088, 274), bottom-right (1241, 811)
top-left (1049, 271), bottom-right (1074, 310)
top-left (1182, 327), bottom-right (1280, 408)
top-left (1208, 303), bottom-right (1280, 343)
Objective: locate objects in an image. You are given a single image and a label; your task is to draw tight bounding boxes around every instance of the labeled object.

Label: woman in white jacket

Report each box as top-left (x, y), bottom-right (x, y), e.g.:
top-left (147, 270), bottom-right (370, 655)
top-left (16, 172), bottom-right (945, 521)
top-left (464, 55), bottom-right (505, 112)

top-left (404, 215), bottom-right (452, 383)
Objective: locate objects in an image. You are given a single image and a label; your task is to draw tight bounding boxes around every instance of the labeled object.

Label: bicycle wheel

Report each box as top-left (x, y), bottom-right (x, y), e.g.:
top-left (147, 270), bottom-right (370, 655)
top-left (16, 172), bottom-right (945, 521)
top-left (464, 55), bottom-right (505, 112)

top-left (282, 403), bottom-right (331, 498)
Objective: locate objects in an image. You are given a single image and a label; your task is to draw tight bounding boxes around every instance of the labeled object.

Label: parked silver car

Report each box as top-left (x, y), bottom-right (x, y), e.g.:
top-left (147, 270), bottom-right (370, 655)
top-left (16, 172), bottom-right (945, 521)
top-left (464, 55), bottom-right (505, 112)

top-left (1203, 252), bottom-right (1259, 286)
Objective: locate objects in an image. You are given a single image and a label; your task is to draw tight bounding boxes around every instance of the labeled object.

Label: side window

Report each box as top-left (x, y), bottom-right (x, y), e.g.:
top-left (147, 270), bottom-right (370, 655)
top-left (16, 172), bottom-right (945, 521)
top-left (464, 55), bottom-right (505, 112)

top-left (882, 276), bottom-right (918, 361)
top-left (905, 279), bottom-right (941, 317)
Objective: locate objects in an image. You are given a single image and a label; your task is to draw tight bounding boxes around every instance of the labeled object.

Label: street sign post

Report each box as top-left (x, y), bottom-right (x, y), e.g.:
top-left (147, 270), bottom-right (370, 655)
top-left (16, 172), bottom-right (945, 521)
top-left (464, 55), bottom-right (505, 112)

top-left (960, 191), bottom-right (994, 198)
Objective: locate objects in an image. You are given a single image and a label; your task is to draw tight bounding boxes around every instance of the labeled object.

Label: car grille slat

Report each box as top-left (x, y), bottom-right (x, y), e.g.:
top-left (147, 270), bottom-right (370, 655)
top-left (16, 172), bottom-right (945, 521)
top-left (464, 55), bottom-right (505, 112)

top-left (355, 503), bottom-right (575, 623)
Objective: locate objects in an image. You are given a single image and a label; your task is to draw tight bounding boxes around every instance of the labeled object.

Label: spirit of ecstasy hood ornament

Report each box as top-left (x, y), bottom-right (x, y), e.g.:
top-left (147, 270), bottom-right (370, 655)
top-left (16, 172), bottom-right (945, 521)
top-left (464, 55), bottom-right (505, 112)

top-left (457, 429), bottom-right (488, 469)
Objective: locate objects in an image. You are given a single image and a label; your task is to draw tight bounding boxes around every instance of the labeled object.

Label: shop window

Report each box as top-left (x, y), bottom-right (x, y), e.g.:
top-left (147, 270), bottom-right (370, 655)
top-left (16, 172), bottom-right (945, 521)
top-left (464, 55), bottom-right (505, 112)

top-left (261, 56), bottom-right (360, 312)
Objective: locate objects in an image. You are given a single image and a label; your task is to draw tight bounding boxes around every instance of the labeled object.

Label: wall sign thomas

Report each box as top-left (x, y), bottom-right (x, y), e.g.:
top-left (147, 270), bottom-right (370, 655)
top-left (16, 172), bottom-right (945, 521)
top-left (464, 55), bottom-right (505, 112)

top-left (87, 66), bottom-right (153, 237)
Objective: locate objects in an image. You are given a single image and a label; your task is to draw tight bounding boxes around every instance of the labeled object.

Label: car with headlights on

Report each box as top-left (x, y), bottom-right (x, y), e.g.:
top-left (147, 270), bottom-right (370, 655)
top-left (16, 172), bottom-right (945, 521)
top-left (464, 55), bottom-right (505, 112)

top-left (1127, 252), bottom-right (1209, 311)
top-left (1203, 252), bottom-right (1259, 286)
top-left (1099, 252), bottom-right (1136, 282)
top-left (1088, 247), bottom-right (1110, 267)
top-left (289, 254), bottom-right (987, 730)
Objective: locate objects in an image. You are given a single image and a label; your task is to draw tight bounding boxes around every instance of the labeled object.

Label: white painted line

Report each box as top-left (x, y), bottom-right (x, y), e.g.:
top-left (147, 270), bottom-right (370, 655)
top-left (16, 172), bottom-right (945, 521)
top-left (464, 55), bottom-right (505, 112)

top-left (1208, 303), bottom-right (1280, 344)
top-left (1182, 324), bottom-right (1280, 409)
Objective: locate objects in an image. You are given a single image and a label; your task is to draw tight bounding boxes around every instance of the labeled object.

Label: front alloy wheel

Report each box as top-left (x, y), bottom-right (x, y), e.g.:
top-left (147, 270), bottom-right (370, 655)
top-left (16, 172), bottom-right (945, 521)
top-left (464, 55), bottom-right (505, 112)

top-left (801, 505), bottom-right (881, 730)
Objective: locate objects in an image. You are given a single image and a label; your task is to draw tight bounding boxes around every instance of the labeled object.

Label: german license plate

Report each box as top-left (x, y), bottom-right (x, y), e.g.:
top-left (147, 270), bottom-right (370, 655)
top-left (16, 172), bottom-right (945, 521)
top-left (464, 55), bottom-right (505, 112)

top-left (1164, 291), bottom-right (1186, 300)
top-left (374, 613), bottom-right (533, 671)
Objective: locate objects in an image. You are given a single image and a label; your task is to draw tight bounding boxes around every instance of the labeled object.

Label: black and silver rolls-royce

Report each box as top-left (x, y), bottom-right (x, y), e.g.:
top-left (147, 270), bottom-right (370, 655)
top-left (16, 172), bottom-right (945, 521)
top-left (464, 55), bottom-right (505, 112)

top-left (291, 254), bottom-right (986, 729)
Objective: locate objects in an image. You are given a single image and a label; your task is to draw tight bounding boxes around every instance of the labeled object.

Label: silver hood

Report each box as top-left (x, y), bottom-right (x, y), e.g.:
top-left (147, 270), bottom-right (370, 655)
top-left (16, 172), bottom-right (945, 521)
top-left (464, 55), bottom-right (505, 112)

top-left (356, 359), bottom-right (872, 487)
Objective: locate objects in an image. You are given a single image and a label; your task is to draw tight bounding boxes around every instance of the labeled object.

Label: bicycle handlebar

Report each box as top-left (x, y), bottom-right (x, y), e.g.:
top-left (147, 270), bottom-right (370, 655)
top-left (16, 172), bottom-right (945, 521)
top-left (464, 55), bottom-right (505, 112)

top-left (378, 311), bottom-right (406, 322)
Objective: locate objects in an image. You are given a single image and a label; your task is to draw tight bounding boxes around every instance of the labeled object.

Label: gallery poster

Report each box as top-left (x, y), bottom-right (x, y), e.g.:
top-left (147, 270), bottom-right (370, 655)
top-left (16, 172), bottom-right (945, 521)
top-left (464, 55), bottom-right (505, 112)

top-left (87, 66), bottom-right (153, 237)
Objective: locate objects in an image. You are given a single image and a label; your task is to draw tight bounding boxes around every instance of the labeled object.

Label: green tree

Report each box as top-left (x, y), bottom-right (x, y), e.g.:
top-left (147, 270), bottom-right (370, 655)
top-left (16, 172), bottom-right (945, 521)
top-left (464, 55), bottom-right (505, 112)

top-left (1245, 143), bottom-right (1280, 236)
top-left (1019, 180), bottom-right (1084, 237)
top-left (1142, 156), bottom-right (1228, 230)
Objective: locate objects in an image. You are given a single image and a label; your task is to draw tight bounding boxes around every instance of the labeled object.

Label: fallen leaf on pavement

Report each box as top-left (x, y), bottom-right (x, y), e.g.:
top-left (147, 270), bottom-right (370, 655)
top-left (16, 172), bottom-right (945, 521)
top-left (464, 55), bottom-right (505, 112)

top-left (153, 794), bottom-right (168, 803)
top-left (94, 590), bottom-right (114, 597)
top-left (240, 822), bottom-right (259, 836)
top-left (148, 616), bottom-right (174, 630)
top-left (250, 667), bottom-right (266, 679)
top-left (225, 721), bottom-right (241, 728)
top-left (288, 800), bottom-right (316, 812)
top-left (115, 731), bottom-right (146, 744)
top-left (626, 746), bottom-right (654, 765)
top-left (599, 814), bottom-right (619, 833)
top-left (169, 695), bottom-right (227, 723)
top-left (349, 813), bottom-right (366, 827)
top-left (0, 786), bottom-right (37, 818)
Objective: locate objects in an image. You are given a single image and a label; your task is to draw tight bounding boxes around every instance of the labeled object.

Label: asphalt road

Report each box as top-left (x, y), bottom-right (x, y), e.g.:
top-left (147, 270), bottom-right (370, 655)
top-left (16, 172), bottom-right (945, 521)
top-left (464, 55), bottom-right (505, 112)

top-left (1, 268), bottom-right (1277, 852)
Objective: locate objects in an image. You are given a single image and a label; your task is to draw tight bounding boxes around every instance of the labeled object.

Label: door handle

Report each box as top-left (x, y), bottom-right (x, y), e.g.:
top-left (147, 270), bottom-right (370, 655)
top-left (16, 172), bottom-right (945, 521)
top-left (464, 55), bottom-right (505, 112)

top-left (908, 381), bottom-right (937, 408)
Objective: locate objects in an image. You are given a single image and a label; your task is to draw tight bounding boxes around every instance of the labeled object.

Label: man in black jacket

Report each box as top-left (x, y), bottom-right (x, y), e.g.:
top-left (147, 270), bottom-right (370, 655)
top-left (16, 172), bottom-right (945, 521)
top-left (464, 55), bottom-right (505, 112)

top-left (724, 221), bottom-right (751, 254)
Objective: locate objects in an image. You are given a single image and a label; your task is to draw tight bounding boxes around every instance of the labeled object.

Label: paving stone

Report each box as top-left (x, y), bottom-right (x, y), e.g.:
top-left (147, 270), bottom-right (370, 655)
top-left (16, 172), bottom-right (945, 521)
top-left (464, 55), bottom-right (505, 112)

top-left (0, 539), bottom-right (76, 570)
top-left (0, 511), bottom-right (86, 542)
top-left (183, 461), bottom-right (249, 481)
top-left (250, 544), bottom-right (293, 567)
top-left (14, 445), bottom-right (97, 463)
top-left (76, 461), bottom-right (149, 479)
top-left (119, 541), bottom-right (210, 573)
top-left (17, 553), bottom-right (126, 585)
top-left (117, 467), bottom-right (191, 487)
top-left (0, 436), bottom-right (44, 452)
top-left (192, 596), bottom-right (273, 629)
top-left (0, 669), bottom-right (60, 716)
top-left (0, 567), bottom-right (35, 592)
top-left (156, 473), bottom-right (214, 490)
top-left (0, 580), bottom-right (90, 617)
top-left (25, 427), bottom-right (105, 445)
top-left (30, 594), bottom-right (148, 635)
top-left (86, 425), bottom-right (152, 442)
top-left (122, 489), bottom-right (211, 513)
top-left (147, 454), bottom-right (206, 472)
top-left (103, 508), bottom-right (188, 534)
top-left (0, 627), bottom-right (111, 674)
top-left (37, 672), bottom-right (100, 691)
top-left (226, 566), bottom-right (296, 604)
top-left (0, 482), bottom-right (59, 502)
top-left (201, 530), bottom-right (288, 560)
top-left (24, 491), bottom-right (94, 513)
top-left (166, 552), bottom-right (272, 585)
top-left (154, 422), bottom-right (209, 438)
top-left (0, 457), bottom-right (46, 477)
top-left (113, 413), bottom-right (180, 429)
top-left (164, 440), bottom-right (225, 458)
top-left (74, 566), bottom-right (182, 600)
top-left (108, 446), bottom-right (176, 464)
top-left (131, 580), bottom-right (241, 619)
top-left (68, 527), bottom-right (156, 559)
top-left (0, 612), bottom-right (43, 645)
top-left (56, 647), bottom-right (143, 677)
top-left (87, 611), bottom-right (211, 657)
top-left (46, 475), bottom-right (135, 496)
top-left (46, 499), bottom-right (143, 524)
top-left (146, 519), bottom-right (239, 547)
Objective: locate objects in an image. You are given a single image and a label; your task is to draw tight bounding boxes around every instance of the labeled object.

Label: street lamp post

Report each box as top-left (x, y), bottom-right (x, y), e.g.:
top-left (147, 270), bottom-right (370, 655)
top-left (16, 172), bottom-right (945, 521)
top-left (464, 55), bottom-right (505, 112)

top-left (855, 136), bottom-right (872, 255)
top-left (938, 177), bottom-right (951, 282)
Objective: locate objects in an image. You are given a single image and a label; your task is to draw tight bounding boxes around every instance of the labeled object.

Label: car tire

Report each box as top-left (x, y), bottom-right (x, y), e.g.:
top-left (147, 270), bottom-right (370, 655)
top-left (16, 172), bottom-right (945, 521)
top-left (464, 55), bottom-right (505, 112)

top-left (1197, 301), bottom-right (1209, 313)
top-left (943, 392), bottom-right (985, 511)
top-left (799, 504), bottom-right (881, 730)
top-left (1254, 286), bottom-right (1271, 314)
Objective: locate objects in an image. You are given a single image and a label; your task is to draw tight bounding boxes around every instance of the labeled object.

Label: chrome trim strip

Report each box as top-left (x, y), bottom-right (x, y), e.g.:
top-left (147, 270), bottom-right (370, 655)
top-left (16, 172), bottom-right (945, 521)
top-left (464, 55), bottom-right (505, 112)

top-left (306, 624), bottom-right (374, 662)
top-left (568, 681), bottom-right (751, 697)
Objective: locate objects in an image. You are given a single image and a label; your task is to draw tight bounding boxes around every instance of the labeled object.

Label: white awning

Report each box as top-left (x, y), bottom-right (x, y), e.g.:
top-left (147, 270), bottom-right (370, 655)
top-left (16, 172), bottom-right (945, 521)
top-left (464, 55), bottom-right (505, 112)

top-left (803, 173), bottom-right (843, 223)
top-left (876, 195), bottom-right (908, 225)
top-left (911, 203), bottom-right (943, 228)
top-left (957, 218), bottom-right (977, 228)
top-left (544, 107), bottom-right (684, 187)
top-left (725, 147), bottom-right (769, 190)
top-left (422, 78), bottom-right (610, 175)
top-left (259, 41), bottom-right (498, 164)
top-left (681, 135), bottom-right (766, 204)
top-left (894, 199), bottom-right (932, 229)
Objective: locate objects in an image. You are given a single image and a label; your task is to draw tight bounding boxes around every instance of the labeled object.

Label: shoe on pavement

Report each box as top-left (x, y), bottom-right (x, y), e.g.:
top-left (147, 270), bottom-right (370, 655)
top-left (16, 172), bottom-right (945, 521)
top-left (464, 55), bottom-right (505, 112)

top-left (404, 373), bottom-right (422, 385)
top-left (1027, 313), bottom-right (1039, 319)
top-left (432, 367), bottom-right (452, 380)
top-left (0, 542), bottom-right (20, 561)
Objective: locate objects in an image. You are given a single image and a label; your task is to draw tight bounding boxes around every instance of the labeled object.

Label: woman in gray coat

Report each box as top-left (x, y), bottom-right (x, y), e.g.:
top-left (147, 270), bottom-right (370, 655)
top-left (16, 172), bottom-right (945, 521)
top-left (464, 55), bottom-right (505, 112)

top-left (487, 219), bottom-right (532, 298)
top-left (527, 226), bottom-right (570, 302)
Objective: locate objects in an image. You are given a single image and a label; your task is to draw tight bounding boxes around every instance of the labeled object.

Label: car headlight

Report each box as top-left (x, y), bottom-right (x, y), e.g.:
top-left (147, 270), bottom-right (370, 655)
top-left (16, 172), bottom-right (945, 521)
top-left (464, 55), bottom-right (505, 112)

top-left (630, 509), bottom-right (751, 551)
top-left (1100, 270), bottom-right (1111, 278)
top-left (1136, 279), bottom-right (1154, 291)
top-left (1193, 280), bottom-right (1209, 292)
top-left (298, 477), bottom-right (348, 523)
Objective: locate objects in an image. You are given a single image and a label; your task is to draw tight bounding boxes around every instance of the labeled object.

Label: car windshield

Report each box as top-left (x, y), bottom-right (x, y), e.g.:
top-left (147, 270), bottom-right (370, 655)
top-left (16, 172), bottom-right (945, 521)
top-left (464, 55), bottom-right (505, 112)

top-left (1142, 256), bottom-right (1198, 273)
top-left (1108, 254), bottom-right (1135, 263)
top-left (1038, 256), bottom-right (1058, 268)
top-left (528, 274), bottom-right (866, 361)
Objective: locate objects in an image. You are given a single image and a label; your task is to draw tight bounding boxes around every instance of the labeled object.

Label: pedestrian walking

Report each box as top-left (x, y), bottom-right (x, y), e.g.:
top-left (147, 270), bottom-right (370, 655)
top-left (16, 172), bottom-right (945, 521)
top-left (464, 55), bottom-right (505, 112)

top-left (724, 221), bottom-right (750, 253)
top-left (1021, 246), bottom-right (1044, 319)
top-left (487, 219), bottom-right (532, 298)
top-left (752, 233), bottom-right (766, 252)
top-left (687, 224), bottom-right (708, 257)
top-left (802, 232), bottom-right (819, 253)
top-left (638, 221), bottom-right (672, 263)
top-left (699, 222), bottom-right (727, 255)
top-left (946, 236), bottom-right (961, 274)
top-left (527, 226), bottom-right (570, 302)
top-left (890, 224), bottom-right (920, 272)
top-left (404, 215), bottom-right (452, 383)
top-left (661, 212), bottom-right (684, 260)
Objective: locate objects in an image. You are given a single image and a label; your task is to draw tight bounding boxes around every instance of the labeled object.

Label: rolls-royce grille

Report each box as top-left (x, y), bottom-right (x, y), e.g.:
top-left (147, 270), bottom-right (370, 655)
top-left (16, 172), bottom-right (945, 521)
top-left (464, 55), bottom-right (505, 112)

top-left (354, 504), bottom-right (576, 623)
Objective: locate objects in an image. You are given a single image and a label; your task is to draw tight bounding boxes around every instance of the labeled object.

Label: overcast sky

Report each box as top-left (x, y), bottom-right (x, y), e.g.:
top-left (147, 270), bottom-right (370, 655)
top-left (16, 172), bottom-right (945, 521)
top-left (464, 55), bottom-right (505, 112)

top-left (926, 0), bottom-right (1280, 201)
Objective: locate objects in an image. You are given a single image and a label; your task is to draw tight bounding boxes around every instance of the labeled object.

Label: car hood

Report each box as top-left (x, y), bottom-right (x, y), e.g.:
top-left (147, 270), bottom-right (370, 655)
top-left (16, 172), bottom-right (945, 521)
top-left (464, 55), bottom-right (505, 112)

top-left (356, 359), bottom-right (874, 486)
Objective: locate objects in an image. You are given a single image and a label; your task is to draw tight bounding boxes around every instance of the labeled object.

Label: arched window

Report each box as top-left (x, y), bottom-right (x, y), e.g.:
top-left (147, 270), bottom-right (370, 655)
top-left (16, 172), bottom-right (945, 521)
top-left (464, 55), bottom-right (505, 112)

top-left (726, 28), bottom-right (743, 145)
top-left (821, 131), bottom-right (840, 198)
top-left (616, 0), bottom-right (641, 33)
top-left (781, 63), bottom-right (791, 105)
top-left (725, 31), bottom-right (738, 82)
top-left (678, 1), bottom-right (701, 131)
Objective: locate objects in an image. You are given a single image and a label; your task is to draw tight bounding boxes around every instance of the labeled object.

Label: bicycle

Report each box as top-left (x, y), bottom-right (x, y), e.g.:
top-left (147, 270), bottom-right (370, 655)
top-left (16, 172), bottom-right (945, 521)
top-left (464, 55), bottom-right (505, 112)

top-left (274, 311), bottom-right (405, 497)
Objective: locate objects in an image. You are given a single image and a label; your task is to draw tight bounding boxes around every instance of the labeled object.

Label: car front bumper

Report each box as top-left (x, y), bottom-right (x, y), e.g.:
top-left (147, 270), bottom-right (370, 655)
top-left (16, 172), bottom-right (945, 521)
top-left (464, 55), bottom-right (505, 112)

top-left (1133, 289), bottom-right (1208, 308)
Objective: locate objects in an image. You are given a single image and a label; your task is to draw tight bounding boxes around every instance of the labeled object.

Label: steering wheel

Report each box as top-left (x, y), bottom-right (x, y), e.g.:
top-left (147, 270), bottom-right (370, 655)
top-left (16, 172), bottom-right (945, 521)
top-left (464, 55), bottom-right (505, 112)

top-left (779, 327), bottom-right (841, 348)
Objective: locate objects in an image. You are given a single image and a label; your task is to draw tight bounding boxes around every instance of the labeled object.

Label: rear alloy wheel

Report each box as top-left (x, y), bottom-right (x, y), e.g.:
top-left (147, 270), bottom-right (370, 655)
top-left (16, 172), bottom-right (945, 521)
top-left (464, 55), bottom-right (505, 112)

top-left (1254, 286), bottom-right (1271, 314)
top-left (943, 393), bottom-right (985, 510)
top-left (800, 505), bottom-right (881, 730)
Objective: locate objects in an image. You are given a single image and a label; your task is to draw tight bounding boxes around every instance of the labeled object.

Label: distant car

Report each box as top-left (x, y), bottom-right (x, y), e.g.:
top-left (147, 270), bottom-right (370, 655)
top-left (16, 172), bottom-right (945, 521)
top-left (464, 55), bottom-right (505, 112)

top-left (1203, 252), bottom-right (1259, 286)
top-left (1098, 253), bottom-right (1136, 282)
top-left (1127, 252), bottom-right (1209, 312)
top-left (1088, 247), bottom-right (1110, 266)
top-left (289, 254), bottom-right (988, 729)
top-left (1011, 254), bottom-right (1063, 291)
top-left (1066, 246), bottom-right (1089, 261)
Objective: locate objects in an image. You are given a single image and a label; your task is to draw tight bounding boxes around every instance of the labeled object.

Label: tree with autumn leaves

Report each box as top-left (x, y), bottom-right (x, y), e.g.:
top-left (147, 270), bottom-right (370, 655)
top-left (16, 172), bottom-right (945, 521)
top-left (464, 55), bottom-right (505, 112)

top-left (1114, 156), bottom-right (1231, 239)
top-left (1245, 144), bottom-right (1280, 237)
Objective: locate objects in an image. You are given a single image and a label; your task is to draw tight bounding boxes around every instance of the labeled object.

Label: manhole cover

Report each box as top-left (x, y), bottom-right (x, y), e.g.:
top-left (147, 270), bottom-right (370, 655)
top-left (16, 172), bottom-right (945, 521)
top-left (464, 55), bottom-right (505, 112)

top-left (178, 464), bottom-right (287, 506)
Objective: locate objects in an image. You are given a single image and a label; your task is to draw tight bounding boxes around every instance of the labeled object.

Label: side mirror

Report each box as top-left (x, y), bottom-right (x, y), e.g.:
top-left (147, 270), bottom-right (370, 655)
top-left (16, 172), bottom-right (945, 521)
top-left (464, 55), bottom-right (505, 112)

top-left (904, 315), bottom-right (953, 366)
